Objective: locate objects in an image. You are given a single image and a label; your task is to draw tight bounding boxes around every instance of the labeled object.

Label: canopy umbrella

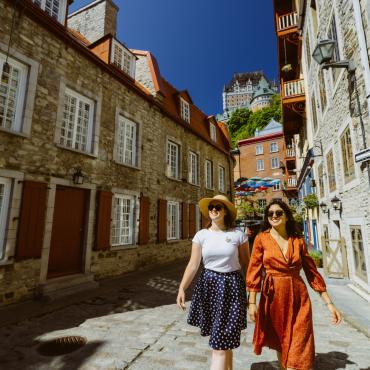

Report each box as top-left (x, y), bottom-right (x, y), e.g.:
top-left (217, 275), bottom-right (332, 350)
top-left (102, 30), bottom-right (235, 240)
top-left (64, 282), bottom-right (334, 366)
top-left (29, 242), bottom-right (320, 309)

top-left (249, 176), bottom-right (262, 181)
top-left (262, 177), bottom-right (274, 182)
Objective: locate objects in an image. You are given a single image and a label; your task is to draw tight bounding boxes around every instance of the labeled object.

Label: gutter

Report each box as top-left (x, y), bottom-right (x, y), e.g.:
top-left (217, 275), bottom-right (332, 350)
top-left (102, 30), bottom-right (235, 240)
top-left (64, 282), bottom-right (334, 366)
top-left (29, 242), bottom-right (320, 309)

top-left (297, 0), bottom-right (307, 32)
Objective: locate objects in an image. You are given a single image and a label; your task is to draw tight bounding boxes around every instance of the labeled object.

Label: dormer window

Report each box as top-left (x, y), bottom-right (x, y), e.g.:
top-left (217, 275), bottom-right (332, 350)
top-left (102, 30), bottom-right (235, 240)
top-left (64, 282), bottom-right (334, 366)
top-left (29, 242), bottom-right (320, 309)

top-left (32, 0), bottom-right (67, 23)
top-left (210, 123), bottom-right (217, 142)
top-left (111, 39), bottom-right (136, 79)
top-left (180, 97), bottom-right (190, 123)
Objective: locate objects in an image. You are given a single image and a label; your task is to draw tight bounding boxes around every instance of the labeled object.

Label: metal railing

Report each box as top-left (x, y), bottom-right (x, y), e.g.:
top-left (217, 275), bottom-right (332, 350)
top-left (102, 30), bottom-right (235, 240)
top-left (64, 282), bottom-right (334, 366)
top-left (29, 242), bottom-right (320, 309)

top-left (283, 79), bottom-right (305, 98)
top-left (286, 148), bottom-right (296, 158)
top-left (287, 176), bottom-right (297, 188)
top-left (277, 12), bottom-right (298, 32)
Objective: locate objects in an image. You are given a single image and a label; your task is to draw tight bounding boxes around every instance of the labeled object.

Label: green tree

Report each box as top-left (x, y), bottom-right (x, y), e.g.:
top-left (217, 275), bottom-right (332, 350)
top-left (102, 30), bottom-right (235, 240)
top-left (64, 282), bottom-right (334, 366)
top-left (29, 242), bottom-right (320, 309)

top-left (229, 94), bottom-right (282, 147)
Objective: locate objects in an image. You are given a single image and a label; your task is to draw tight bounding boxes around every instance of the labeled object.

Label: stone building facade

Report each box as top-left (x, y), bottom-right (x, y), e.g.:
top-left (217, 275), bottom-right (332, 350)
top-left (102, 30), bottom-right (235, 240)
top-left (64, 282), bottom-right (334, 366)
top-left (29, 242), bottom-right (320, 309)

top-left (297, 0), bottom-right (370, 295)
top-left (0, 0), bottom-right (233, 305)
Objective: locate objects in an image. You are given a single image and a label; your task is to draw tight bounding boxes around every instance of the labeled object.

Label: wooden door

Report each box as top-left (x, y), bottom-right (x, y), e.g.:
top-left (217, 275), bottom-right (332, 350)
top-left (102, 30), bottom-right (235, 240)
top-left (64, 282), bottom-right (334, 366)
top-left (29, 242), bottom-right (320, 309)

top-left (321, 237), bottom-right (349, 278)
top-left (48, 186), bottom-right (88, 278)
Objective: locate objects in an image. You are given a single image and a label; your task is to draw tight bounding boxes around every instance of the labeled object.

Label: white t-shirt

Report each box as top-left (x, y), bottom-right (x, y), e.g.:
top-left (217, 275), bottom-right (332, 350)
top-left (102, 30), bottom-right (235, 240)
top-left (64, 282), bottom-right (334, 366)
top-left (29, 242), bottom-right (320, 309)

top-left (192, 228), bottom-right (248, 273)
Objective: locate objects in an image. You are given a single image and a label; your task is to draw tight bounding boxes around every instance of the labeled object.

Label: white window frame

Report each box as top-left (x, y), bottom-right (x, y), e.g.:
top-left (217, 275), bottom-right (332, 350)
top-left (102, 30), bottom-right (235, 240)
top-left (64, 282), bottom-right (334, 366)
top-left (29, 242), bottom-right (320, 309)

top-left (32, 0), bottom-right (67, 23)
top-left (180, 97), bottom-right (190, 123)
top-left (218, 165), bottom-right (226, 193)
top-left (273, 181), bottom-right (281, 191)
top-left (210, 123), bottom-right (217, 142)
top-left (270, 142), bottom-right (278, 153)
top-left (111, 39), bottom-right (136, 79)
top-left (188, 151), bottom-right (199, 186)
top-left (166, 140), bottom-right (180, 179)
top-left (256, 144), bottom-right (263, 155)
top-left (111, 193), bottom-right (136, 247)
top-left (0, 177), bottom-right (11, 260)
top-left (116, 115), bottom-right (138, 167)
top-left (271, 157), bottom-right (279, 169)
top-left (167, 201), bottom-right (180, 240)
top-left (205, 160), bottom-right (213, 189)
top-left (0, 53), bottom-right (28, 133)
top-left (59, 87), bottom-right (95, 153)
top-left (256, 159), bottom-right (264, 171)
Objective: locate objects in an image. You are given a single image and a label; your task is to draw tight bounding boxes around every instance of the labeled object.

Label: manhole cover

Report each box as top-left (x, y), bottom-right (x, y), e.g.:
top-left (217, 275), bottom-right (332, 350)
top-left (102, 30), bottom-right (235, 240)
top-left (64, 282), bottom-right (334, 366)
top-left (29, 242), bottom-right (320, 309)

top-left (37, 336), bottom-right (87, 356)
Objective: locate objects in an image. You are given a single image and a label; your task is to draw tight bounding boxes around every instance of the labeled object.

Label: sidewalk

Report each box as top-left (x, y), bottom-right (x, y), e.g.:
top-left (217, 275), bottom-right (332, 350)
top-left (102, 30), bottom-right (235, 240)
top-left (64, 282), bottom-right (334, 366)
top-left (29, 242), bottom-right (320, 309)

top-left (323, 270), bottom-right (370, 339)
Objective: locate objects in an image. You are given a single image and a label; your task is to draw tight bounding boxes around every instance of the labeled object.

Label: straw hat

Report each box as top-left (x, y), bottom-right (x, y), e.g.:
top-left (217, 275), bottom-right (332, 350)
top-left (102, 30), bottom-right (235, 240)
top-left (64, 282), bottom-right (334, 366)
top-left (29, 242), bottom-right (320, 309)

top-left (199, 195), bottom-right (237, 221)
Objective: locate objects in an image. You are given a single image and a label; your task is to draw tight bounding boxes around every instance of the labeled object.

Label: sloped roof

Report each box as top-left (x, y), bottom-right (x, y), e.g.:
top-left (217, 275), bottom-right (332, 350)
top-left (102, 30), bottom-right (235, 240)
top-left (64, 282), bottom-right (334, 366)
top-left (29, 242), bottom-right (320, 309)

top-left (224, 71), bottom-right (271, 92)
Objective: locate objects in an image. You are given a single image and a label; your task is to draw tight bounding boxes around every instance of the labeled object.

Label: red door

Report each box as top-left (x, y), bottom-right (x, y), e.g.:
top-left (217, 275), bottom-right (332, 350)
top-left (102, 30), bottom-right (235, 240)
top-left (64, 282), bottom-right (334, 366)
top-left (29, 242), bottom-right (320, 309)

top-left (48, 186), bottom-right (88, 278)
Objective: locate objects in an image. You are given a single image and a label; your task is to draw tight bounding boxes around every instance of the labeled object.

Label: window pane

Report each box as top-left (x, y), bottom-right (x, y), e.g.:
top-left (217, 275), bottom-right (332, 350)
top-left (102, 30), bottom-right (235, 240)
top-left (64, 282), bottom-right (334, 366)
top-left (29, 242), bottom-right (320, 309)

top-left (111, 195), bottom-right (134, 246)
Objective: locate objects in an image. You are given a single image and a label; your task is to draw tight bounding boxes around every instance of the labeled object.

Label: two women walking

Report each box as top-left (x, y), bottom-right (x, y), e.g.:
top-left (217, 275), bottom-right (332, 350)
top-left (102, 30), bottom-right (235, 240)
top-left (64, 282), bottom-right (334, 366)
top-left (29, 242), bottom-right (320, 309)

top-left (177, 195), bottom-right (342, 370)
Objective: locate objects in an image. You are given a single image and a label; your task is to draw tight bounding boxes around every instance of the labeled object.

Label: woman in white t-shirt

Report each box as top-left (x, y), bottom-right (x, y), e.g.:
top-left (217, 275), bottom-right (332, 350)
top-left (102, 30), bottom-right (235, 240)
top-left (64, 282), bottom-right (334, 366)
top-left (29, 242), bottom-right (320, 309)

top-left (176, 195), bottom-right (250, 370)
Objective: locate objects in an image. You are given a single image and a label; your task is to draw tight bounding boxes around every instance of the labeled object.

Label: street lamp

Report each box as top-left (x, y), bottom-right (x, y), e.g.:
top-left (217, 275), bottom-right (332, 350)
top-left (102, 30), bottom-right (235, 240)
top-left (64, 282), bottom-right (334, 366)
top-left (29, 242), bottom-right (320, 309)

top-left (312, 39), bottom-right (370, 188)
top-left (72, 168), bottom-right (85, 185)
top-left (331, 196), bottom-right (342, 211)
top-left (319, 202), bottom-right (328, 214)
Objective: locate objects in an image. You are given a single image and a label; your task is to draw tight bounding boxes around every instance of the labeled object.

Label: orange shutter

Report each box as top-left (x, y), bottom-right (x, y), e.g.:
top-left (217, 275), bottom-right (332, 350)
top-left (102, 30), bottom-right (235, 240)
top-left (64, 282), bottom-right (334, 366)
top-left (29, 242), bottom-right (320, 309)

top-left (188, 203), bottom-right (196, 238)
top-left (139, 196), bottom-right (150, 245)
top-left (16, 181), bottom-right (48, 260)
top-left (95, 191), bottom-right (113, 251)
top-left (182, 202), bottom-right (189, 239)
top-left (157, 199), bottom-right (167, 242)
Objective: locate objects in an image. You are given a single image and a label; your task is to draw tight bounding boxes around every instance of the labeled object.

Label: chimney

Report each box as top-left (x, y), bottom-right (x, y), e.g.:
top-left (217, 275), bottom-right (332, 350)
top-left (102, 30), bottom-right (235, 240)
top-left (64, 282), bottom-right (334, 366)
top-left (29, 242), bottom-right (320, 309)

top-left (67, 0), bottom-right (119, 43)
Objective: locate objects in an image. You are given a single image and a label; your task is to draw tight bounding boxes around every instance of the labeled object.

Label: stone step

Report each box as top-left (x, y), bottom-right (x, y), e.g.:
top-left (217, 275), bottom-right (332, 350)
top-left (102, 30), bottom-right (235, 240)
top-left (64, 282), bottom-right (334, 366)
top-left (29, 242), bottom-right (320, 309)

top-left (39, 273), bottom-right (99, 300)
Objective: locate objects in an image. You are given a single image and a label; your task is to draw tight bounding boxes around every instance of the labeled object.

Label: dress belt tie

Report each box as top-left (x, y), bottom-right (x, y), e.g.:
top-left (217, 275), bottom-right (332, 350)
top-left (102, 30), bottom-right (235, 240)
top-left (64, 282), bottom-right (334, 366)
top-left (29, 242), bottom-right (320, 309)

top-left (262, 269), bottom-right (301, 298)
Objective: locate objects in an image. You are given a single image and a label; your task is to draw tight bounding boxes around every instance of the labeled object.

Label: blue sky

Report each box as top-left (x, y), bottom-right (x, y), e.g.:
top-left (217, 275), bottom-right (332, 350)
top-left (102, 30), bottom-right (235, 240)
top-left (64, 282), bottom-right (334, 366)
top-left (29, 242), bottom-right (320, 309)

top-left (70, 1), bottom-right (278, 116)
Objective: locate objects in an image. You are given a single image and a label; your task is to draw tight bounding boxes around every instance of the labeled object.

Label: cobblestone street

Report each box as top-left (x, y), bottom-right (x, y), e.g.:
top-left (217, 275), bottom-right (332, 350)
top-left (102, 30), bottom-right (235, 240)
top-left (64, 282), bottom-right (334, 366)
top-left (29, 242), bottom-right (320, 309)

top-left (0, 260), bottom-right (370, 370)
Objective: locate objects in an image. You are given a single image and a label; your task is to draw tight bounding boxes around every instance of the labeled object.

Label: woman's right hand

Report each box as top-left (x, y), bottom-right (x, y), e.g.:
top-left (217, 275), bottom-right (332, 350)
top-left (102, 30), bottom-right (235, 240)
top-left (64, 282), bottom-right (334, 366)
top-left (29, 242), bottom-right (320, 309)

top-left (176, 288), bottom-right (186, 310)
top-left (248, 303), bottom-right (257, 321)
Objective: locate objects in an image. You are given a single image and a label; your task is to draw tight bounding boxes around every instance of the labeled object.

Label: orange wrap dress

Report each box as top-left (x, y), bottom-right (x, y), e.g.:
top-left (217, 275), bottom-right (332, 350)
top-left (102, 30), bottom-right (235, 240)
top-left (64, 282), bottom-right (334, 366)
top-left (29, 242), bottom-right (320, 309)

top-left (246, 230), bottom-right (326, 370)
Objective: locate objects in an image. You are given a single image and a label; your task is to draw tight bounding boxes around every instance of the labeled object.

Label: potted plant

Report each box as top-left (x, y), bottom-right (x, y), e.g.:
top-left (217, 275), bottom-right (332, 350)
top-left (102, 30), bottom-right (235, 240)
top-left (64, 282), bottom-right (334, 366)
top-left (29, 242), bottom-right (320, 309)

top-left (303, 193), bottom-right (319, 209)
top-left (309, 250), bottom-right (323, 268)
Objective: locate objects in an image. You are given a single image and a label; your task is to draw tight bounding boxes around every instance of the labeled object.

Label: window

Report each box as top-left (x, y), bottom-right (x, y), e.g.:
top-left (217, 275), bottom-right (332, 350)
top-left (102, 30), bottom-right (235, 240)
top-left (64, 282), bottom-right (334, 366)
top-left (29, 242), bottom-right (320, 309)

top-left (256, 144), bottom-right (263, 155)
top-left (328, 13), bottom-right (341, 83)
top-left (310, 0), bottom-right (318, 36)
top-left (256, 159), bottom-right (264, 171)
top-left (318, 163), bottom-right (325, 197)
top-left (311, 92), bottom-right (318, 132)
top-left (111, 194), bottom-right (135, 246)
top-left (0, 54), bottom-right (28, 133)
top-left (326, 150), bottom-right (336, 193)
top-left (210, 123), bottom-right (217, 142)
top-left (273, 181), bottom-right (281, 191)
top-left (167, 201), bottom-right (180, 240)
top-left (0, 177), bottom-right (11, 259)
top-left (340, 127), bottom-right (355, 183)
top-left (305, 26), bottom-right (311, 69)
top-left (116, 115), bottom-right (138, 167)
top-left (318, 69), bottom-right (327, 113)
top-left (180, 98), bottom-right (190, 123)
top-left (205, 160), bottom-right (213, 189)
top-left (350, 226), bottom-right (367, 282)
top-left (258, 199), bottom-right (266, 208)
top-left (111, 39), bottom-right (135, 79)
top-left (60, 88), bottom-right (94, 153)
top-left (270, 142), bottom-right (278, 153)
top-left (188, 151), bottom-right (199, 185)
top-left (271, 157), bottom-right (279, 169)
top-left (166, 140), bottom-right (180, 179)
top-left (218, 166), bottom-right (226, 193)
top-left (32, 0), bottom-right (66, 22)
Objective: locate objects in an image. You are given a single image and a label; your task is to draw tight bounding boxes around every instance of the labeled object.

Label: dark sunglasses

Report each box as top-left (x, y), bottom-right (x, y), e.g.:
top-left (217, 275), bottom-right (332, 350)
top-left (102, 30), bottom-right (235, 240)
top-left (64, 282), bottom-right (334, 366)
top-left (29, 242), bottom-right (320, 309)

top-left (208, 204), bottom-right (224, 211)
top-left (268, 210), bottom-right (284, 218)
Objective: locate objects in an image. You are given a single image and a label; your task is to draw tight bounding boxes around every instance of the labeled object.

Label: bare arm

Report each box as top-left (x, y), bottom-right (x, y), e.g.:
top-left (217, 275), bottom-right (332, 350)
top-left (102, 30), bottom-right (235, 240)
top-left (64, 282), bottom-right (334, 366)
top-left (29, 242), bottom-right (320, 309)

top-left (238, 241), bottom-right (250, 276)
top-left (176, 243), bottom-right (202, 310)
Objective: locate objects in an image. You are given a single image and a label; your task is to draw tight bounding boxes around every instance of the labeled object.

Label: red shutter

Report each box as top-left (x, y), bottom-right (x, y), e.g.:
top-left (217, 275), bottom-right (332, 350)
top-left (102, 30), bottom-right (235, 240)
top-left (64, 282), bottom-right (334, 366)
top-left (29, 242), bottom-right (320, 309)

top-left (139, 196), bottom-right (150, 245)
top-left (157, 199), bottom-right (167, 242)
top-left (16, 181), bottom-right (48, 260)
top-left (95, 191), bottom-right (113, 251)
top-left (188, 203), bottom-right (196, 238)
top-left (182, 202), bottom-right (189, 239)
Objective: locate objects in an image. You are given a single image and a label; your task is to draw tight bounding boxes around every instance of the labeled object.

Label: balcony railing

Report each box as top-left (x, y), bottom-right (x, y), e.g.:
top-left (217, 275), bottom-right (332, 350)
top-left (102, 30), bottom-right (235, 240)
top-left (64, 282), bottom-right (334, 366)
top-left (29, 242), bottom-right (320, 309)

top-left (277, 12), bottom-right (298, 32)
top-left (287, 176), bottom-right (297, 188)
top-left (282, 79), bottom-right (305, 99)
top-left (286, 148), bottom-right (296, 158)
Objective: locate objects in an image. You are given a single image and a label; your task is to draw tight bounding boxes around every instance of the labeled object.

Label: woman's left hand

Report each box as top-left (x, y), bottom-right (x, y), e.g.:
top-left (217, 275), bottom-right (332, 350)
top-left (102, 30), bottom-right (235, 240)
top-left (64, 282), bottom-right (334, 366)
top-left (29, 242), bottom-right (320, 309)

top-left (327, 304), bottom-right (342, 325)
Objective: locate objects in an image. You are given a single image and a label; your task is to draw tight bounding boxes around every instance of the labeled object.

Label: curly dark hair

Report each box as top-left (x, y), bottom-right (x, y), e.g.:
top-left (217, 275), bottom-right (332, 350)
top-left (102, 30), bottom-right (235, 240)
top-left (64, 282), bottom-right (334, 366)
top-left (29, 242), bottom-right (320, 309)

top-left (261, 199), bottom-right (301, 237)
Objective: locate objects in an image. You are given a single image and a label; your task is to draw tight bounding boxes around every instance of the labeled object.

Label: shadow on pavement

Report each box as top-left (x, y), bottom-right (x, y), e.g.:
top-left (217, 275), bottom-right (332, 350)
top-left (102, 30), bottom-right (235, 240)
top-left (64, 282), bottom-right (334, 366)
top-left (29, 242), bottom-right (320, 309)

top-left (314, 351), bottom-right (357, 369)
top-left (250, 361), bottom-right (280, 369)
top-left (0, 259), bottom-right (190, 370)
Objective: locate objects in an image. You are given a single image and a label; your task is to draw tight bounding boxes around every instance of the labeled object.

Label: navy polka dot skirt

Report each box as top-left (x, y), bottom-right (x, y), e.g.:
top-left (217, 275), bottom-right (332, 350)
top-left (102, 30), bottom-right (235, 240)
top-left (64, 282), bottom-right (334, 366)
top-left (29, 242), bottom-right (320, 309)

top-left (187, 269), bottom-right (247, 350)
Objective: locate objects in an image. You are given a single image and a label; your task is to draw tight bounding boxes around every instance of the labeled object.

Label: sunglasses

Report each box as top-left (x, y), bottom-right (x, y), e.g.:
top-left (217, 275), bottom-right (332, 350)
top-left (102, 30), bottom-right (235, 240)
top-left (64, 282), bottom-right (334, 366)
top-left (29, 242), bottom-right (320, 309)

top-left (268, 210), bottom-right (284, 218)
top-left (208, 204), bottom-right (224, 211)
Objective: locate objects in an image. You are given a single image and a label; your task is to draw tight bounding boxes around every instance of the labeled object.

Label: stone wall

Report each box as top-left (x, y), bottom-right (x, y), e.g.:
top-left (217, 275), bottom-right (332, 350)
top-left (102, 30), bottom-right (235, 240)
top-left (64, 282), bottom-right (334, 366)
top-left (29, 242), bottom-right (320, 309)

top-left (0, 0), bottom-right (232, 305)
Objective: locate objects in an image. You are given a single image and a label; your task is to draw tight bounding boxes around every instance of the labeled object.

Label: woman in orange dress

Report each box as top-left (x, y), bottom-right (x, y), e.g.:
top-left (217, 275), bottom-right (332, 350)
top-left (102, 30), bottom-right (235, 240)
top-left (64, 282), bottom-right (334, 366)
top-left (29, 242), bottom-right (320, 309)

top-left (247, 200), bottom-right (342, 370)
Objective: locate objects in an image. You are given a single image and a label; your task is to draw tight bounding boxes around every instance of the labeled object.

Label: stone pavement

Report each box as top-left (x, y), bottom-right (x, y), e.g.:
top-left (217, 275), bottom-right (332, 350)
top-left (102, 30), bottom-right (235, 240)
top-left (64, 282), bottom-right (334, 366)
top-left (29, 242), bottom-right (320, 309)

top-left (0, 260), bottom-right (370, 370)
